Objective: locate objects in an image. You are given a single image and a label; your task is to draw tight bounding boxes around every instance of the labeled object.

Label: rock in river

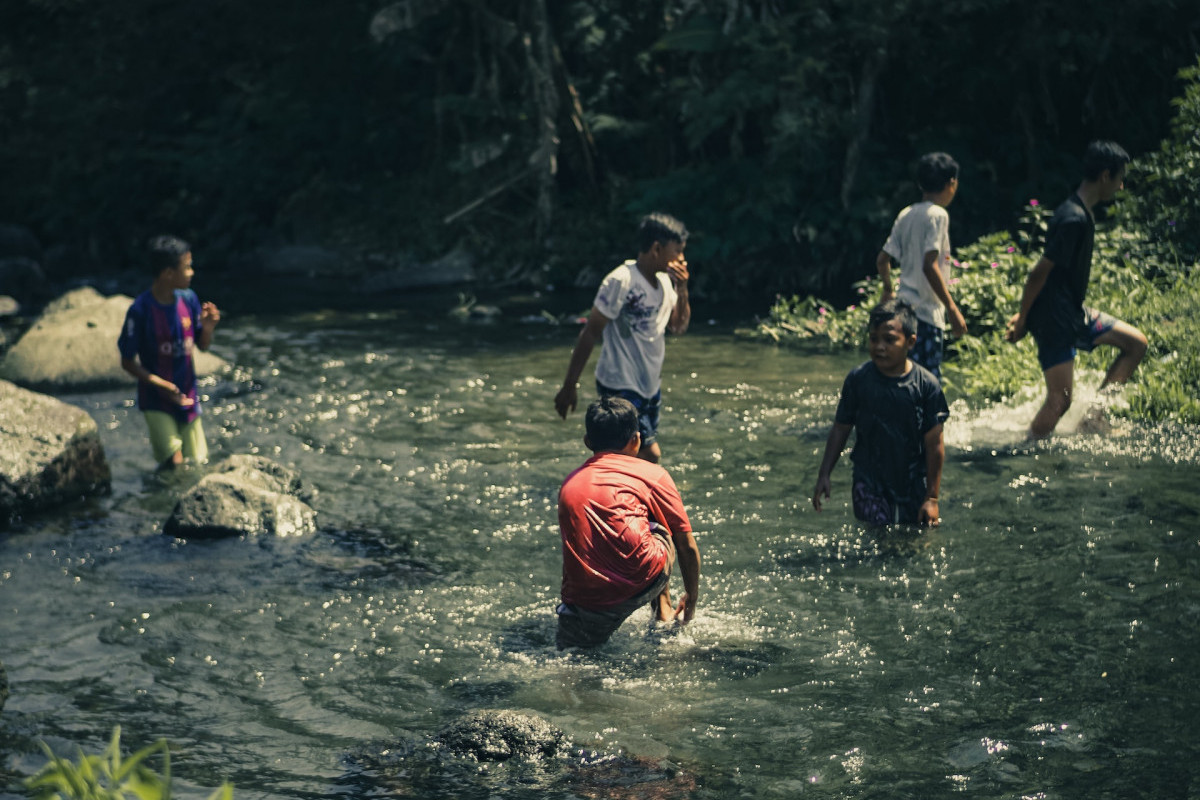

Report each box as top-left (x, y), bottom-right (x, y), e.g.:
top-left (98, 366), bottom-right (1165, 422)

top-left (435, 710), bottom-right (568, 761)
top-left (163, 454), bottom-right (317, 539)
top-left (0, 379), bottom-right (111, 526)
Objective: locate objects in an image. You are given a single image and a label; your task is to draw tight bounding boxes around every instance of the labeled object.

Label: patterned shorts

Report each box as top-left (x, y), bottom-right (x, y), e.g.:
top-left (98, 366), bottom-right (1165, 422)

top-left (852, 481), bottom-right (921, 526)
top-left (911, 319), bottom-right (944, 383)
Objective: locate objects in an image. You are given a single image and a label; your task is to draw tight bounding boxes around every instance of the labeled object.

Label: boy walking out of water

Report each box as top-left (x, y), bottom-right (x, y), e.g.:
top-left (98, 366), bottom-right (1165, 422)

top-left (554, 213), bottom-right (691, 463)
top-left (877, 152), bottom-right (967, 383)
top-left (1005, 140), bottom-right (1148, 439)
top-left (556, 396), bottom-right (701, 649)
top-left (812, 300), bottom-right (949, 527)
top-left (119, 235), bottom-right (220, 469)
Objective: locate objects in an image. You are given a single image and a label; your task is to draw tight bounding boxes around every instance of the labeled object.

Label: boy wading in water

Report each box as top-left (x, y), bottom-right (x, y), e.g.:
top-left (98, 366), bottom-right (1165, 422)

top-left (554, 213), bottom-right (691, 463)
top-left (1005, 140), bottom-right (1148, 439)
top-left (876, 151), bottom-right (967, 384)
top-left (118, 235), bottom-right (220, 469)
top-left (812, 300), bottom-right (950, 527)
top-left (556, 397), bottom-right (701, 649)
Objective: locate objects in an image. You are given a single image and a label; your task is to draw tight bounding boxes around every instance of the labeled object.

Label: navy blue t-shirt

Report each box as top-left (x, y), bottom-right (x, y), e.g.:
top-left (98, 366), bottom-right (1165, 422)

top-left (834, 361), bottom-right (949, 504)
top-left (1027, 193), bottom-right (1095, 345)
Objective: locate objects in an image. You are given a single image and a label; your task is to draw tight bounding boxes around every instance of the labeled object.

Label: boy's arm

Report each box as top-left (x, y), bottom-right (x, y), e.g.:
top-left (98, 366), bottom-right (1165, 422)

top-left (876, 251), bottom-right (895, 301)
top-left (120, 356), bottom-right (188, 407)
top-left (667, 257), bottom-right (690, 335)
top-left (812, 422), bottom-right (853, 511)
top-left (919, 423), bottom-right (945, 526)
top-left (670, 529), bottom-right (701, 624)
top-left (554, 307), bottom-right (610, 418)
top-left (922, 250), bottom-right (967, 337)
top-left (1005, 256), bottom-right (1055, 342)
top-left (197, 301), bottom-right (220, 351)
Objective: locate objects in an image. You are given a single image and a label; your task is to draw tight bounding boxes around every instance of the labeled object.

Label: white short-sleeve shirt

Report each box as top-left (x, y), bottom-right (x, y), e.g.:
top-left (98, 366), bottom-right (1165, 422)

top-left (592, 260), bottom-right (678, 398)
top-left (882, 201), bottom-right (952, 328)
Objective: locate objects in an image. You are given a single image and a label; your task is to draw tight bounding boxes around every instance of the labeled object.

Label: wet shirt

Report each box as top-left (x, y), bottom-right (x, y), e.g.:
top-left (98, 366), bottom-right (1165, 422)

top-left (1027, 194), bottom-right (1095, 343)
top-left (882, 201), bottom-right (953, 329)
top-left (117, 288), bottom-right (202, 423)
top-left (558, 452), bottom-right (691, 609)
top-left (835, 361), bottom-right (949, 504)
top-left (593, 261), bottom-right (678, 399)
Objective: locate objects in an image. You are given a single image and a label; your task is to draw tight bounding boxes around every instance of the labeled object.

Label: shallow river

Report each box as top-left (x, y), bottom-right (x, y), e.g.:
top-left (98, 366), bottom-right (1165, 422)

top-left (2, 288), bottom-right (1199, 799)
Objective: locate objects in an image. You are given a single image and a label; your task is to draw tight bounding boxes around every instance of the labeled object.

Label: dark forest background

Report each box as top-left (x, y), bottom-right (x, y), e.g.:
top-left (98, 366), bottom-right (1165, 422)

top-left (1, 0), bottom-right (1197, 307)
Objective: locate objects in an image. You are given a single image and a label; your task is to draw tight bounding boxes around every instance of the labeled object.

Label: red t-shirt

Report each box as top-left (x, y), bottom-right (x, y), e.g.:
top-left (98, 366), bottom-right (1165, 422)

top-left (558, 452), bottom-right (692, 609)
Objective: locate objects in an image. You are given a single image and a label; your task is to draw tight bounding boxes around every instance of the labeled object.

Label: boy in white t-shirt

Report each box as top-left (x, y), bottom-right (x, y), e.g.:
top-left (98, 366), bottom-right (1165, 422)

top-left (876, 152), bottom-right (967, 382)
top-left (554, 213), bottom-right (691, 463)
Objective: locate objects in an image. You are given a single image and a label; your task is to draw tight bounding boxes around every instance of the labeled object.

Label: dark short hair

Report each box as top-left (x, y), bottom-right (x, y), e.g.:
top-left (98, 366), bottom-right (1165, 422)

top-left (585, 396), bottom-right (639, 452)
top-left (1082, 140), bottom-right (1130, 181)
top-left (636, 212), bottom-right (688, 253)
top-left (147, 235), bottom-right (190, 277)
top-left (868, 298), bottom-right (918, 337)
top-left (916, 152), bottom-right (959, 193)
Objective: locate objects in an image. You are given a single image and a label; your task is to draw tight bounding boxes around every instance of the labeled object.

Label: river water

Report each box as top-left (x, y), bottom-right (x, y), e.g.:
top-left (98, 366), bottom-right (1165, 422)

top-left (2, 288), bottom-right (1198, 799)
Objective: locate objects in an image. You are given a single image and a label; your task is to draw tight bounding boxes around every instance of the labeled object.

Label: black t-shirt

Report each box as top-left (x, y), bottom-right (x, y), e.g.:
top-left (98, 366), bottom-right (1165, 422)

top-left (1027, 193), bottom-right (1095, 343)
top-left (835, 361), bottom-right (950, 503)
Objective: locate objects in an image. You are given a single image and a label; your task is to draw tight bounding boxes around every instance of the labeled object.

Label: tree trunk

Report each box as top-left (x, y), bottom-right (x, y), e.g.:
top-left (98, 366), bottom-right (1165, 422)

top-left (523, 0), bottom-right (559, 243)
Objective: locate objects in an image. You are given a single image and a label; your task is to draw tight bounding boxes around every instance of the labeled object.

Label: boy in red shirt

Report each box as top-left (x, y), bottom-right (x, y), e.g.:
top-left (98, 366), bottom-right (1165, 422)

top-left (556, 396), bottom-right (701, 649)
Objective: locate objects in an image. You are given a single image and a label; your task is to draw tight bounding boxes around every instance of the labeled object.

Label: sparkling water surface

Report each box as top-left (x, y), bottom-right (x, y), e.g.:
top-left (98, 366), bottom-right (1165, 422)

top-left (2, 290), bottom-right (1198, 798)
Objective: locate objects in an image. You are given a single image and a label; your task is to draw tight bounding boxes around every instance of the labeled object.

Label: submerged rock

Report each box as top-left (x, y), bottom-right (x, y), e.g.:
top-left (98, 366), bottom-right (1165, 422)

top-left (163, 454), bottom-right (317, 539)
top-left (0, 286), bottom-right (227, 392)
top-left (436, 710), bottom-right (568, 761)
top-left (0, 380), bottom-right (111, 526)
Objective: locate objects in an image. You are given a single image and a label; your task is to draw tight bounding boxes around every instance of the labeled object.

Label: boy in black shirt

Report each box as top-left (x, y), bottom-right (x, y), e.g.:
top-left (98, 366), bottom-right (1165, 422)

top-left (812, 300), bottom-right (950, 526)
top-left (1005, 141), bottom-right (1148, 438)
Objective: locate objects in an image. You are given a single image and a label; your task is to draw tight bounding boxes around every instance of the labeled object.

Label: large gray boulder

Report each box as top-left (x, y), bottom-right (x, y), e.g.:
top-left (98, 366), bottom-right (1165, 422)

top-left (163, 454), bottom-right (317, 539)
top-left (0, 380), bottom-right (111, 526)
top-left (0, 287), bottom-right (227, 392)
top-left (435, 710), bottom-right (568, 761)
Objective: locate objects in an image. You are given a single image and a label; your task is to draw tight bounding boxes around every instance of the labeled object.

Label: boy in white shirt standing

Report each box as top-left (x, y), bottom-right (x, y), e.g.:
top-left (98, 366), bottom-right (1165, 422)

top-left (554, 213), bottom-right (691, 463)
top-left (876, 152), bottom-right (967, 383)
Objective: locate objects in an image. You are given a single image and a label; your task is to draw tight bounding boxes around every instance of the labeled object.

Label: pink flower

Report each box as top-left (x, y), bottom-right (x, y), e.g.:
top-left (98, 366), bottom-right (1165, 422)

top-left (847, 305), bottom-right (856, 311)
top-left (948, 278), bottom-right (960, 285)
top-left (817, 307), bottom-right (827, 315)
top-left (952, 259), bottom-right (961, 267)
top-left (990, 262), bottom-right (999, 268)
top-left (1006, 246), bottom-right (1015, 253)
top-left (1029, 199), bottom-right (1039, 207)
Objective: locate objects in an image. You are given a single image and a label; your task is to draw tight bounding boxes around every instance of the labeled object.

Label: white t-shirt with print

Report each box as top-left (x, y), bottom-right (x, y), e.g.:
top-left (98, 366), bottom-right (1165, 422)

top-left (593, 260), bottom-right (678, 399)
top-left (882, 200), bottom-right (952, 328)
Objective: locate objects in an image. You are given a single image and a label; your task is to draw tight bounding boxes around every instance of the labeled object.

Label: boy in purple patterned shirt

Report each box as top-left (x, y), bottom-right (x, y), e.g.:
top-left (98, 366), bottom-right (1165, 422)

top-left (118, 235), bottom-right (220, 469)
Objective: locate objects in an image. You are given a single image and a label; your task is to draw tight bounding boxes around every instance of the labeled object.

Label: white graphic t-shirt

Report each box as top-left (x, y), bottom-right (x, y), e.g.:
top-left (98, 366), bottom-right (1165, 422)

top-left (882, 200), bottom-right (952, 328)
top-left (592, 260), bottom-right (678, 398)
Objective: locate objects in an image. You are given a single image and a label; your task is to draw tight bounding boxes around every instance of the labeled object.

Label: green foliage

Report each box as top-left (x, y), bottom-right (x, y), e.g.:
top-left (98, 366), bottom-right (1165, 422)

top-left (1121, 56), bottom-right (1200, 265)
top-left (26, 727), bottom-right (233, 800)
top-left (0, 0), bottom-right (1196, 300)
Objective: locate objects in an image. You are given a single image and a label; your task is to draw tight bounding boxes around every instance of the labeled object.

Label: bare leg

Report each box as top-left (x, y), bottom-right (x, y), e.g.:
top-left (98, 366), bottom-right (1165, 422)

top-left (1030, 361), bottom-right (1074, 439)
top-left (1094, 321), bottom-right (1148, 388)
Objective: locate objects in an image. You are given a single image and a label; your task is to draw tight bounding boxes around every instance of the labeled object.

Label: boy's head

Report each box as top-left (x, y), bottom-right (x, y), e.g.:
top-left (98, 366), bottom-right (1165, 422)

top-left (147, 235), bottom-right (191, 278)
top-left (868, 298), bottom-right (918, 338)
top-left (584, 396), bottom-right (640, 454)
top-left (1082, 140), bottom-right (1130, 184)
top-left (916, 152), bottom-right (959, 196)
top-left (636, 213), bottom-right (688, 254)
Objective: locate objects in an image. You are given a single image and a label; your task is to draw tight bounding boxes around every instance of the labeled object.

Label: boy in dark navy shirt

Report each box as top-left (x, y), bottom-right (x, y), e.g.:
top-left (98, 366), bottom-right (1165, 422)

top-left (812, 300), bottom-right (949, 527)
top-left (118, 235), bottom-right (221, 469)
top-left (1006, 141), bottom-right (1148, 439)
